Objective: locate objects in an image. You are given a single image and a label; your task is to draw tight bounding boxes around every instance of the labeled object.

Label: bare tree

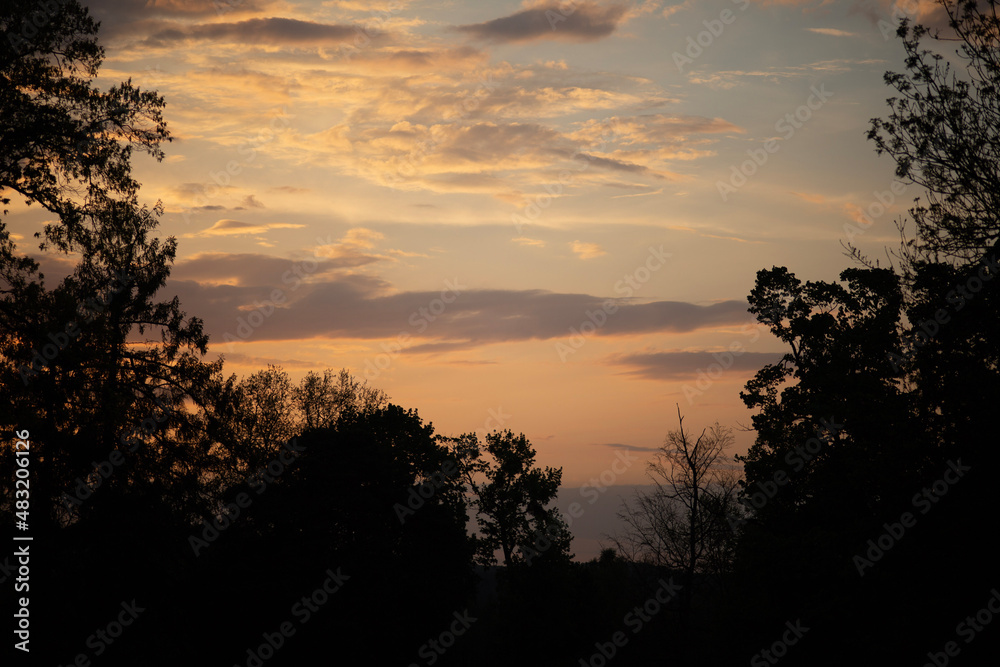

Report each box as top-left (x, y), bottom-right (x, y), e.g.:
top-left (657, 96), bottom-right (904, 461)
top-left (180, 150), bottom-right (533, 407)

top-left (612, 407), bottom-right (741, 576)
top-left (609, 406), bottom-right (744, 645)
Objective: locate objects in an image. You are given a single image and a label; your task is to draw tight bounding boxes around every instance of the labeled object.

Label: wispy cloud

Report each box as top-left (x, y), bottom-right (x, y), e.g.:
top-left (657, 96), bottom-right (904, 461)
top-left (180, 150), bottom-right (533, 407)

top-left (454, 1), bottom-right (630, 44)
top-left (388, 249), bottom-right (430, 258)
top-left (315, 228), bottom-right (387, 260)
top-left (183, 219), bottom-right (304, 238)
top-left (513, 237), bottom-right (547, 247)
top-left (609, 350), bottom-right (785, 380)
top-left (661, 1), bottom-right (693, 20)
top-left (140, 17), bottom-right (373, 48)
top-left (688, 59), bottom-right (884, 88)
top-left (806, 27), bottom-right (858, 37)
top-left (570, 240), bottom-right (607, 259)
top-left (612, 188), bottom-right (664, 199)
top-left (592, 442), bottom-right (661, 453)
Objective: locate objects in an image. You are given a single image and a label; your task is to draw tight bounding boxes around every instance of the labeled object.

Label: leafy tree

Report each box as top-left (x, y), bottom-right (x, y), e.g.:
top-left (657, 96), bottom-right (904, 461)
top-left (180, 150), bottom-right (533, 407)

top-left (186, 404), bottom-right (476, 664)
top-left (739, 266), bottom-right (921, 524)
top-left (867, 0), bottom-right (1000, 264)
top-left (0, 0), bottom-right (168, 236)
top-left (734, 5), bottom-right (1000, 660)
top-left (453, 429), bottom-right (572, 567)
top-left (293, 367), bottom-right (387, 431)
top-left (734, 266), bottom-right (926, 642)
top-left (205, 365), bottom-right (298, 481)
top-left (0, 11), bottom-right (222, 661)
top-left (1, 198), bottom-right (218, 529)
top-left (865, 0), bottom-right (1000, 473)
top-left (0, 0), bottom-right (205, 532)
top-left (0, 198), bottom-right (222, 667)
top-left (204, 366), bottom-right (388, 486)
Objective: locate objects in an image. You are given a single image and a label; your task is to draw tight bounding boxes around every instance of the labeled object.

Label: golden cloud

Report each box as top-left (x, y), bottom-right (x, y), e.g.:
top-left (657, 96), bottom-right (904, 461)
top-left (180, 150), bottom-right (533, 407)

top-left (570, 240), bottom-right (607, 259)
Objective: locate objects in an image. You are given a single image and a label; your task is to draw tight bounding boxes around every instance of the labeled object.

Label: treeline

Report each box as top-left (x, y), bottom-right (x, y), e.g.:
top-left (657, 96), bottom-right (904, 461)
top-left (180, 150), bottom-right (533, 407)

top-left (726, 4), bottom-right (1000, 663)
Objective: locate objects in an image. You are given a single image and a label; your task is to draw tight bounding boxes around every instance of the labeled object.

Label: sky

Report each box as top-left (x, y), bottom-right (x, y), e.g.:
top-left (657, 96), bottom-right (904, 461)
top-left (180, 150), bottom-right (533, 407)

top-left (7, 0), bottom-right (952, 558)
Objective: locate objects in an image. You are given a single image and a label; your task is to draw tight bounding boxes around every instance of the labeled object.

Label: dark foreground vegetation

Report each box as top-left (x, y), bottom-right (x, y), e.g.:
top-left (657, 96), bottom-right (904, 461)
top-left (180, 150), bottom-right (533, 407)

top-left (2, 1), bottom-right (998, 664)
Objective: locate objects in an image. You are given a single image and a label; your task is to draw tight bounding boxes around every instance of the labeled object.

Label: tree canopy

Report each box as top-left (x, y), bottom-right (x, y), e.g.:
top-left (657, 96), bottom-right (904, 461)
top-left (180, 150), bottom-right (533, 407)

top-left (1, 0), bottom-right (168, 240)
top-left (734, 3), bottom-right (1000, 663)
top-left (868, 0), bottom-right (1000, 263)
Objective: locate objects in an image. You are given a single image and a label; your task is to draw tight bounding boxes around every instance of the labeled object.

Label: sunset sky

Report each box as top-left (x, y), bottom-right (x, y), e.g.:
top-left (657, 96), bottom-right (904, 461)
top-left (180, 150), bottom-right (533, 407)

top-left (9, 0), bottom-right (950, 557)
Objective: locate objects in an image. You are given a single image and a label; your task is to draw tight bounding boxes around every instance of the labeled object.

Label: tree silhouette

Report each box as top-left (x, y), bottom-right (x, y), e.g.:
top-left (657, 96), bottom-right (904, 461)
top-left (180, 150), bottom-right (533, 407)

top-left (613, 409), bottom-right (741, 579)
top-left (205, 364), bottom-right (299, 481)
top-left (451, 429), bottom-right (572, 567)
top-left (1, 198), bottom-right (217, 530)
top-left (0, 0), bottom-right (168, 235)
top-left (734, 265), bottom-right (931, 660)
top-left (0, 1), bottom-right (207, 531)
top-left (0, 10), bottom-right (222, 662)
top-left (864, 0), bottom-right (999, 523)
top-left (867, 0), bottom-right (1000, 263)
top-left (204, 365), bottom-right (388, 486)
top-left (205, 404), bottom-right (477, 663)
top-left (739, 266), bottom-right (918, 525)
top-left (292, 367), bottom-right (387, 431)
top-left (610, 408), bottom-right (740, 658)
top-left (734, 4), bottom-right (1000, 661)
top-left (0, 199), bottom-right (222, 667)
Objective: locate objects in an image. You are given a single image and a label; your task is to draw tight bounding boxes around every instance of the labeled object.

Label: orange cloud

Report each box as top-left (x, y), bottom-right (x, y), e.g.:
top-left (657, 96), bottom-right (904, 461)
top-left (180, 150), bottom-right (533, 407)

top-left (184, 219), bottom-right (305, 238)
top-left (570, 241), bottom-right (607, 259)
top-left (315, 228), bottom-right (388, 260)
top-left (513, 237), bottom-right (547, 247)
top-left (806, 27), bottom-right (858, 37)
top-left (792, 192), bottom-right (831, 205)
top-left (662, 1), bottom-right (693, 20)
